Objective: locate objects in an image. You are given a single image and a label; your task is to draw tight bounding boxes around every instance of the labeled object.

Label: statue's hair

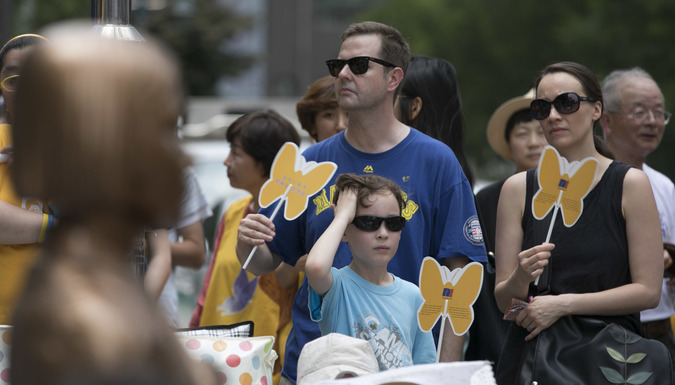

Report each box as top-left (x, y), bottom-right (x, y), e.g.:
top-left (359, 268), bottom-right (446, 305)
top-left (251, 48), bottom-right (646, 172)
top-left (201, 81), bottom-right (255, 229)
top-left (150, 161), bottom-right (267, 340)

top-left (13, 28), bottom-right (186, 226)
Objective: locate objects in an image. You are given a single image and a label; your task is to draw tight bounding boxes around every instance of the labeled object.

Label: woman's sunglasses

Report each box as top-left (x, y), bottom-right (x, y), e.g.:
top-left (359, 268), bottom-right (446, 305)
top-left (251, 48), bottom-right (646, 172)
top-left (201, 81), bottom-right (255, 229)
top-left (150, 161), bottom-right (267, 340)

top-left (325, 56), bottom-right (396, 77)
top-left (530, 92), bottom-right (597, 120)
top-left (351, 215), bottom-right (406, 232)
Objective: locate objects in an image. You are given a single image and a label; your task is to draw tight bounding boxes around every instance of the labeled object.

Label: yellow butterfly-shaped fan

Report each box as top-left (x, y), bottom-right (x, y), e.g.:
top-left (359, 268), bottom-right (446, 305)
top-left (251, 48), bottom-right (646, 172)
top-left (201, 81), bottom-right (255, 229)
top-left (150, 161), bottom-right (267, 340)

top-left (532, 146), bottom-right (598, 227)
top-left (259, 142), bottom-right (337, 221)
top-left (417, 257), bottom-right (483, 336)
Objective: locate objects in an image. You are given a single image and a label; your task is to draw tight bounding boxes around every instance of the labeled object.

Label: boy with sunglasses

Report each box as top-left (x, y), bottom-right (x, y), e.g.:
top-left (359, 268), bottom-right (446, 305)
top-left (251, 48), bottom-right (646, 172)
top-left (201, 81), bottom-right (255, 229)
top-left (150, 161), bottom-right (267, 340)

top-left (304, 173), bottom-right (435, 370)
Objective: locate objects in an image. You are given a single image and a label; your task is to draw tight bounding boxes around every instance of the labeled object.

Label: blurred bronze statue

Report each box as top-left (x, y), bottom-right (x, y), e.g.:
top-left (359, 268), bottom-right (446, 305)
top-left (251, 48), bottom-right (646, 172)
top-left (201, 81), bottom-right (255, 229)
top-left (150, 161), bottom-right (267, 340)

top-left (9, 24), bottom-right (215, 385)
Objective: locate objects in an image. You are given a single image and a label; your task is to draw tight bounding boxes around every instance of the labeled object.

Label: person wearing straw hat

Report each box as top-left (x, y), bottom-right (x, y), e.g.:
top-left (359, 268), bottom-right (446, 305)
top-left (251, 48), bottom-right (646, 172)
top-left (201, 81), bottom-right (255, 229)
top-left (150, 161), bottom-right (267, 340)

top-left (477, 89), bottom-right (545, 253)
top-left (465, 89), bottom-right (546, 366)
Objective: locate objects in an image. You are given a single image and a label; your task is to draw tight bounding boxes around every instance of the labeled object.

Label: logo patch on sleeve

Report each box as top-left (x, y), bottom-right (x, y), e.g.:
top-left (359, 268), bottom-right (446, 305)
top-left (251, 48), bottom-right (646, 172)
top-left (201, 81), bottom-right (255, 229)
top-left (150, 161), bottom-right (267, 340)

top-left (463, 215), bottom-right (484, 245)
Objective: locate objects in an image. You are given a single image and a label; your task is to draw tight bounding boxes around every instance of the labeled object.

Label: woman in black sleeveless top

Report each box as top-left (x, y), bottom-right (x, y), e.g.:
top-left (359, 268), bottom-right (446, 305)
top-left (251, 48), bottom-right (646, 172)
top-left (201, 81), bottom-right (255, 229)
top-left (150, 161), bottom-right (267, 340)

top-left (493, 62), bottom-right (663, 384)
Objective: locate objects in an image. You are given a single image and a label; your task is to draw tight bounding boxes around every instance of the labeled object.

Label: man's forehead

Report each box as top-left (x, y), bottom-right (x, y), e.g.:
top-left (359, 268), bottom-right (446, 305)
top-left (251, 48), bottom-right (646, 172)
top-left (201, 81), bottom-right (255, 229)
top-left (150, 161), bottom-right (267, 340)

top-left (339, 34), bottom-right (380, 55)
top-left (619, 80), bottom-right (664, 105)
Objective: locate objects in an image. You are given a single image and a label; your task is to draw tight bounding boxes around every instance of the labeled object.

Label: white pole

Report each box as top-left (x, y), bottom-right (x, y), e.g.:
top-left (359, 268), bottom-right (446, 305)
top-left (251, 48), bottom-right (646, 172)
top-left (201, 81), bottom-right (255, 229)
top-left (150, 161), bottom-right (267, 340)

top-left (435, 299), bottom-right (449, 363)
top-left (534, 189), bottom-right (562, 286)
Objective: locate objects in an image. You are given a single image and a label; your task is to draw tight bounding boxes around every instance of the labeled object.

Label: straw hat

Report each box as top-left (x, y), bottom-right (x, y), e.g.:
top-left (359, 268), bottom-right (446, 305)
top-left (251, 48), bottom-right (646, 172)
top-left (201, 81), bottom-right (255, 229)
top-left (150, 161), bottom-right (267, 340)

top-left (486, 89), bottom-right (536, 162)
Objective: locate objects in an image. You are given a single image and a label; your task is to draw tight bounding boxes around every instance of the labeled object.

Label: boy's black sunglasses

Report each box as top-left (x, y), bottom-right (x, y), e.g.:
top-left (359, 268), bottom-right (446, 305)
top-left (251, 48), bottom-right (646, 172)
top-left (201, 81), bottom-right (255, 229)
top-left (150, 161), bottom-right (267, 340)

top-left (530, 92), bottom-right (597, 120)
top-left (326, 56), bottom-right (396, 77)
top-left (352, 215), bottom-right (406, 232)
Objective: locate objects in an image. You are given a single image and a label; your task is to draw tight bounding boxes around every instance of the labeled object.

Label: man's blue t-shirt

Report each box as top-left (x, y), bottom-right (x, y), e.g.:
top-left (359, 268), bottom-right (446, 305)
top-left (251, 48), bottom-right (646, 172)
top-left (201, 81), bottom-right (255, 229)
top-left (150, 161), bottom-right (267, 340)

top-left (261, 129), bottom-right (486, 382)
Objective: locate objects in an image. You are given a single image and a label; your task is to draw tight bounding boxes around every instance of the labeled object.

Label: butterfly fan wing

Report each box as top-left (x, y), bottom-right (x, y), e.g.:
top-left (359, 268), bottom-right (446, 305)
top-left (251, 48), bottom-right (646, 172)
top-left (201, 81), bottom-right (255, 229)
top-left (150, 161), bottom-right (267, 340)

top-left (283, 162), bottom-right (337, 220)
top-left (417, 257), bottom-right (447, 332)
top-left (259, 143), bottom-right (298, 209)
top-left (532, 147), bottom-right (563, 220)
top-left (560, 158), bottom-right (598, 227)
top-left (446, 262), bottom-right (484, 336)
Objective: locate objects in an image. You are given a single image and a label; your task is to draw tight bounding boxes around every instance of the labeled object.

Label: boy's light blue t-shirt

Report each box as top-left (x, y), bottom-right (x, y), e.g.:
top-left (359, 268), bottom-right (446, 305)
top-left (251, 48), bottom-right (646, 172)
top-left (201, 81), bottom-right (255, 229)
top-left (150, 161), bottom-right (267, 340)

top-left (309, 266), bottom-right (436, 370)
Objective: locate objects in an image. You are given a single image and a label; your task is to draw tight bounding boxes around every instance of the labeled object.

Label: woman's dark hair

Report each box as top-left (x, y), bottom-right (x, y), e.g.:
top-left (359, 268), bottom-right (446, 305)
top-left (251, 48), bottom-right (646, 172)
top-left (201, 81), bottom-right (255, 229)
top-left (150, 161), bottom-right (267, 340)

top-left (397, 55), bottom-right (475, 186)
top-left (533, 61), bottom-right (614, 159)
top-left (226, 109), bottom-right (301, 177)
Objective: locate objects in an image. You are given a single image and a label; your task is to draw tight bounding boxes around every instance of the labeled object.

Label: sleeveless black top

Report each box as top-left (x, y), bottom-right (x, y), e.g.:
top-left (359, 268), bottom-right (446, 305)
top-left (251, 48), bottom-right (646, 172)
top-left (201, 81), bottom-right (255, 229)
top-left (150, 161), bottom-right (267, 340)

top-left (496, 161), bottom-right (639, 385)
top-left (523, 161), bottom-right (639, 331)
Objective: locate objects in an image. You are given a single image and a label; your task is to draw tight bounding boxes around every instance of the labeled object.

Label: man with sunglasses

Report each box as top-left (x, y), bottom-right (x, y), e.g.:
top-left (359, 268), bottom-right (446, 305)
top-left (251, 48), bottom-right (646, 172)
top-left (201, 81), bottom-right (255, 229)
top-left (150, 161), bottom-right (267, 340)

top-left (237, 21), bottom-right (486, 384)
top-left (304, 173), bottom-right (435, 370)
top-left (600, 67), bottom-right (675, 380)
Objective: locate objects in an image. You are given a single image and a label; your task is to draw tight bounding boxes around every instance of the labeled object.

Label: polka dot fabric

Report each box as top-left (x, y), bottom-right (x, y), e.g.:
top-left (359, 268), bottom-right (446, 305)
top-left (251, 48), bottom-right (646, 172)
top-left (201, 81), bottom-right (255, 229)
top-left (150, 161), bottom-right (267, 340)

top-left (0, 325), bottom-right (11, 385)
top-left (176, 335), bottom-right (277, 385)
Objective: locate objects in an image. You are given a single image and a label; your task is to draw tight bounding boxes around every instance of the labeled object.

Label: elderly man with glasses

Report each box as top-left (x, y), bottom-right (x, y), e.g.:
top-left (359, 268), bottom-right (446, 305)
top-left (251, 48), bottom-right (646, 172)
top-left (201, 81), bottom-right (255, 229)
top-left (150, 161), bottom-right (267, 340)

top-left (600, 67), bottom-right (675, 381)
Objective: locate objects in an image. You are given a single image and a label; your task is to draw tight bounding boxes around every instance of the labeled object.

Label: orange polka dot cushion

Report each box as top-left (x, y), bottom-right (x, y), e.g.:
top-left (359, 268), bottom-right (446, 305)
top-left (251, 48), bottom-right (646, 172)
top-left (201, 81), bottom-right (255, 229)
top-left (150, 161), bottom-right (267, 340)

top-left (1, 325), bottom-right (11, 385)
top-left (176, 335), bottom-right (277, 385)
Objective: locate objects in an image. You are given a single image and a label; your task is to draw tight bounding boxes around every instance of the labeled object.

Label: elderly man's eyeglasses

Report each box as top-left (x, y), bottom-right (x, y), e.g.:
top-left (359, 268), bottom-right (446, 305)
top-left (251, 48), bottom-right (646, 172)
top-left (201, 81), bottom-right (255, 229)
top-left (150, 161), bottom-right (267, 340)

top-left (530, 92), bottom-right (597, 120)
top-left (624, 109), bottom-right (672, 125)
top-left (326, 56), bottom-right (396, 77)
top-left (0, 75), bottom-right (20, 92)
top-left (351, 215), bottom-right (406, 232)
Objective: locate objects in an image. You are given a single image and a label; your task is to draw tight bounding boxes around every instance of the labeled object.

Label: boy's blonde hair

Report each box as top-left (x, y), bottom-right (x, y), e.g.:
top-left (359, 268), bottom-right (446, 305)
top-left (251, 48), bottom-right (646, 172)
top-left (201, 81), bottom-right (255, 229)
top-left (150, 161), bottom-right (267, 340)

top-left (333, 173), bottom-right (405, 213)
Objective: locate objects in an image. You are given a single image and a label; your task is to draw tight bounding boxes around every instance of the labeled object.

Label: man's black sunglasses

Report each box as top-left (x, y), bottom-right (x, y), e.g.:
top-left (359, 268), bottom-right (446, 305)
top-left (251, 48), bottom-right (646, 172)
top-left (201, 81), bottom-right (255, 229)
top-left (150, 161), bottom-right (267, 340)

top-left (530, 92), bottom-right (597, 120)
top-left (351, 215), bottom-right (406, 232)
top-left (326, 56), bottom-right (396, 77)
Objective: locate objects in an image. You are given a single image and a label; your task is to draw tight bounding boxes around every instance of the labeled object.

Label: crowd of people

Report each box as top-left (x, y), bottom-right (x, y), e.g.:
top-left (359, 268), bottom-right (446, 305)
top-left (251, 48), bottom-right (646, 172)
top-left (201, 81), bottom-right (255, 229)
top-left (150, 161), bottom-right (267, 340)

top-left (0, 18), bottom-right (673, 385)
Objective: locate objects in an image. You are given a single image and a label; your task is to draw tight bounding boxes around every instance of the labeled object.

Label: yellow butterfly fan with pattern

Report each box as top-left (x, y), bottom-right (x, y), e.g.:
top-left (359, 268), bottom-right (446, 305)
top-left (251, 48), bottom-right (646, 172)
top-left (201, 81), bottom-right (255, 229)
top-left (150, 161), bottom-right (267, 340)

top-left (243, 142), bottom-right (337, 269)
top-left (530, 145), bottom-right (597, 284)
top-left (417, 257), bottom-right (483, 361)
top-left (533, 146), bottom-right (598, 228)
top-left (259, 142), bottom-right (337, 220)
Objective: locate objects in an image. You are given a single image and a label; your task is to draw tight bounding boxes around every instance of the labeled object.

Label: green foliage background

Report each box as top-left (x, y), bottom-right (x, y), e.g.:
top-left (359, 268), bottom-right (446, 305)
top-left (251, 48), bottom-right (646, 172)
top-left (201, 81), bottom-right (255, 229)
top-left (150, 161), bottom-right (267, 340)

top-left (9, 0), bottom-right (252, 96)
top-left (7, 0), bottom-right (675, 180)
top-left (360, 0), bottom-right (675, 180)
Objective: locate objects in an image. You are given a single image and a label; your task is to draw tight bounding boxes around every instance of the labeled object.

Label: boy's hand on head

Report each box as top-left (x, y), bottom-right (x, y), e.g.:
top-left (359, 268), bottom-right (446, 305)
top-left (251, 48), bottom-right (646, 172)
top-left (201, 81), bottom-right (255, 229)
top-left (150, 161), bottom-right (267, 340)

top-left (332, 188), bottom-right (358, 224)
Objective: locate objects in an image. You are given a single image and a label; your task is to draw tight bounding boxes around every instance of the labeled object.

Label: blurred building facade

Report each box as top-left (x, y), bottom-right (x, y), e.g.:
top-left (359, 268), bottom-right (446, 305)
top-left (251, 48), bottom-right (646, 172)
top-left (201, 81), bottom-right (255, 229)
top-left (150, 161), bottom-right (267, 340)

top-left (219, 0), bottom-right (384, 99)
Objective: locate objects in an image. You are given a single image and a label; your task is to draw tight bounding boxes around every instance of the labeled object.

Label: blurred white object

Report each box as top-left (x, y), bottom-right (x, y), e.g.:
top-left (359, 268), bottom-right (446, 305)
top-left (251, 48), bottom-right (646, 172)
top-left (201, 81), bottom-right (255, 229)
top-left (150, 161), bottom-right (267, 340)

top-left (180, 114), bottom-right (243, 139)
top-left (314, 361), bottom-right (496, 385)
top-left (297, 333), bottom-right (379, 385)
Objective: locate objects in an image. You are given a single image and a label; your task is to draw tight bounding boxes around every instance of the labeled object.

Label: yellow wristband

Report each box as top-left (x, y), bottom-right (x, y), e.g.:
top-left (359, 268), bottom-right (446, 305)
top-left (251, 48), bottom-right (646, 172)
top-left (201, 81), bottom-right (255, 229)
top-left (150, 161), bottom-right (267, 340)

top-left (38, 213), bottom-right (49, 243)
